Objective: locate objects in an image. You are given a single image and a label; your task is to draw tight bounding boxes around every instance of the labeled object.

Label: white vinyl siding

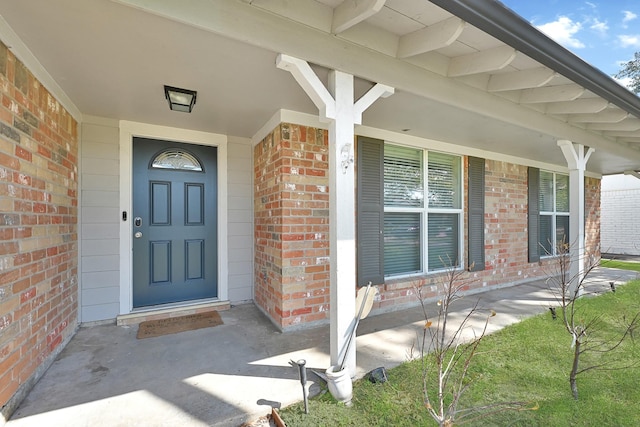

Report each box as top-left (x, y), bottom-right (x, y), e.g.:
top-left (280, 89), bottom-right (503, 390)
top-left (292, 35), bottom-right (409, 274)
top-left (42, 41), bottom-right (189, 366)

top-left (226, 136), bottom-right (254, 302)
top-left (80, 117), bottom-right (121, 322)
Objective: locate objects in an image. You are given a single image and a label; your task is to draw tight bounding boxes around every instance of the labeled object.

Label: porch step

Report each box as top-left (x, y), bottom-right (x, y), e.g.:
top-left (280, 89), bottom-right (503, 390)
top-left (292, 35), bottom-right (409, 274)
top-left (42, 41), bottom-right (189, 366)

top-left (116, 300), bottom-right (230, 326)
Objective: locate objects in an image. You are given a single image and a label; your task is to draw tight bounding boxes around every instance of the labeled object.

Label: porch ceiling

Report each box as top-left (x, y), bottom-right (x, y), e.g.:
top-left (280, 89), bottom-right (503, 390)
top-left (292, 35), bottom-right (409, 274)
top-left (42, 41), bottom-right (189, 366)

top-left (1, 0), bottom-right (640, 175)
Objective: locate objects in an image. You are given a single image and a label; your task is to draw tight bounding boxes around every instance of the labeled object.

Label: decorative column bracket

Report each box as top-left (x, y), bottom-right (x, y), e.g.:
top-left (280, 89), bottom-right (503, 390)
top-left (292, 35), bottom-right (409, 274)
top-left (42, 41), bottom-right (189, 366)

top-left (558, 140), bottom-right (594, 296)
top-left (276, 53), bottom-right (393, 377)
top-left (276, 54), bottom-right (394, 124)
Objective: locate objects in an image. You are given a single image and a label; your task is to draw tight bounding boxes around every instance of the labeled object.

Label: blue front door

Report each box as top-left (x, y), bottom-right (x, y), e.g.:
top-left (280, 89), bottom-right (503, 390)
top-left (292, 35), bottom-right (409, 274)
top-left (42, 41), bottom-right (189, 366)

top-left (132, 137), bottom-right (218, 308)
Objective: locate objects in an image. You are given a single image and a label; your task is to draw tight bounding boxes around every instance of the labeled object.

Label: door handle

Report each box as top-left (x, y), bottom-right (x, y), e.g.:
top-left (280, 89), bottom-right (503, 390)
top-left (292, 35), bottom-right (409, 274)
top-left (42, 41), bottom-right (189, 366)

top-left (134, 232), bottom-right (143, 239)
top-left (134, 217), bottom-right (142, 227)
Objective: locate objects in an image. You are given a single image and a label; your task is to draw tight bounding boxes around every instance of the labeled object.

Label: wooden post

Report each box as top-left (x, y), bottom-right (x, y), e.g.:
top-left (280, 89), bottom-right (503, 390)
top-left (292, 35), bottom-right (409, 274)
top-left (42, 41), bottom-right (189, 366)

top-left (276, 54), bottom-right (392, 376)
top-left (558, 140), bottom-right (594, 296)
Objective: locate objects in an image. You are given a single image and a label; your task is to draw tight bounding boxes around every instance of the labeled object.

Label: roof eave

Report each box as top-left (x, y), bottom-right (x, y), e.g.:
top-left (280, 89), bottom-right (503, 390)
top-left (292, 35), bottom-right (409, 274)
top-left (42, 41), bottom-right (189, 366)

top-left (429, 0), bottom-right (640, 119)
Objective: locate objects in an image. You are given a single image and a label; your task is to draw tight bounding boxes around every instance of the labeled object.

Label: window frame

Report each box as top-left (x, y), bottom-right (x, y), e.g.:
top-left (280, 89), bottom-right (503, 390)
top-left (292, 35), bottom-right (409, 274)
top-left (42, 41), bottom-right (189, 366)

top-left (382, 143), bottom-right (463, 277)
top-left (539, 170), bottom-right (570, 257)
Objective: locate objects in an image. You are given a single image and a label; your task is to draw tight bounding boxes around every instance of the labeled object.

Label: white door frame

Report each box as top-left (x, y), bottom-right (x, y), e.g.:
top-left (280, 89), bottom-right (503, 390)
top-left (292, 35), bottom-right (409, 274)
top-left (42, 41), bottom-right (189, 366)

top-left (119, 120), bottom-right (228, 314)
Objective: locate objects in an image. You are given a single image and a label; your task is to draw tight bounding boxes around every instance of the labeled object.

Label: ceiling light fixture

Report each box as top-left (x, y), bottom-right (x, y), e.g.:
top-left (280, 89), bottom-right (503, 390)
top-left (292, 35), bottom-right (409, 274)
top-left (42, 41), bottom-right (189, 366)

top-left (164, 85), bottom-right (197, 113)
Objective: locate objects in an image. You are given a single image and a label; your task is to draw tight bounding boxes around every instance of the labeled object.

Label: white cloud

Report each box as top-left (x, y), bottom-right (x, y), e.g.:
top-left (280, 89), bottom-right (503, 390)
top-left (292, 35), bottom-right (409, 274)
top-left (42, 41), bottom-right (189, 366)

top-left (590, 18), bottom-right (608, 35)
top-left (622, 11), bottom-right (637, 28)
top-left (618, 34), bottom-right (640, 48)
top-left (536, 17), bottom-right (585, 49)
top-left (623, 11), bottom-right (637, 23)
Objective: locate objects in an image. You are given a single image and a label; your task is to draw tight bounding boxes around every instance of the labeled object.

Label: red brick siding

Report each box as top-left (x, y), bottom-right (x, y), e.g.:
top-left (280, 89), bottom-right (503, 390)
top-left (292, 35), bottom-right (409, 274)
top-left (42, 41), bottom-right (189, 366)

top-left (585, 176), bottom-right (601, 255)
top-left (374, 159), bottom-right (601, 311)
top-left (254, 124), bottom-right (330, 329)
top-left (0, 42), bottom-right (78, 408)
top-left (253, 124), bottom-right (602, 328)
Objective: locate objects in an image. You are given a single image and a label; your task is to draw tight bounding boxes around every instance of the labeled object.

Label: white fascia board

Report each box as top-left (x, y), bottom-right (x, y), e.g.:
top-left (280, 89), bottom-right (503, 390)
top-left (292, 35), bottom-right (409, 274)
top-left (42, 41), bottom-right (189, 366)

top-left (111, 0), bottom-right (640, 162)
top-left (0, 16), bottom-right (82, 122)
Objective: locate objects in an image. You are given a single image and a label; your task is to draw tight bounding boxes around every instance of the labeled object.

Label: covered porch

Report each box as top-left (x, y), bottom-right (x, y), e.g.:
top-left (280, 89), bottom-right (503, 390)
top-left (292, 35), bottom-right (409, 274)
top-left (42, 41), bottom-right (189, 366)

top-left (6, 267), bottom-right (636, 426)
top-left (3, 0), bottom-right (640, 422)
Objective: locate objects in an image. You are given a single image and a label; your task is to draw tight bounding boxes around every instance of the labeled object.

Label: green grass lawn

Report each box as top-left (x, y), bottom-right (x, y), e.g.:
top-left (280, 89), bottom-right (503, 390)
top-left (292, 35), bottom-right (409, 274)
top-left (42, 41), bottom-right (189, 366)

top-left (601, 258), bottom-right (640, 272)
top-left (280, 280), bottom-right (640, 426)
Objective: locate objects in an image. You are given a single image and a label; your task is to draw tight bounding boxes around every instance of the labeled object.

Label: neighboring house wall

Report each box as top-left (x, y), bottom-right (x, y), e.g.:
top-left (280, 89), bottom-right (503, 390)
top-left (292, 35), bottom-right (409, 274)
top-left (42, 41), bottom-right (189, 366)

top-left (80, 117), bottom-right (120, 322)
top-left (0, 43), bottom-right (78, 416)
top-left (601, 174), bottom-right (640, 255)
top-left (254, 122), bottom-right (601, 330)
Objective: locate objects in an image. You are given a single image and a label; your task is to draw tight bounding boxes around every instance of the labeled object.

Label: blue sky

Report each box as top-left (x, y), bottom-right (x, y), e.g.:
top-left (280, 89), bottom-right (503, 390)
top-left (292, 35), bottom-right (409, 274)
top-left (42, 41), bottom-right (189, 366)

top-left (500, 0), bottom-right (640, 83)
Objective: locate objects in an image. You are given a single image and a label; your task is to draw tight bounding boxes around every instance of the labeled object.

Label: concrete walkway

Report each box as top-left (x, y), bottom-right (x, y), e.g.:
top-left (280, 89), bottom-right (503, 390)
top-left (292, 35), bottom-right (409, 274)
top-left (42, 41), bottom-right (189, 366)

top-left (6, 267), bottom-right (637, 427)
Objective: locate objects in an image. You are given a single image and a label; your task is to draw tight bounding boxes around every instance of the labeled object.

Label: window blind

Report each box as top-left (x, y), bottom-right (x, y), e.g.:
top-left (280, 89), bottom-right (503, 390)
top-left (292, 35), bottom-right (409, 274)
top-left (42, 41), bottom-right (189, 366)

top-left (384, 212), bottom-right (421, 275)
top-left (428, 152), bottom-right (460, 209)
top-left (384, 145), bottom-right (423, 207)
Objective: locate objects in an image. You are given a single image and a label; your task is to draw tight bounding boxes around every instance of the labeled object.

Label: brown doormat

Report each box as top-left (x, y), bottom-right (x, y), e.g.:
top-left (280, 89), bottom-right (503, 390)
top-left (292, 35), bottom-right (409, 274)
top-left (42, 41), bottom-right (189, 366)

top-left (136, 311), bottom-right (223, 339)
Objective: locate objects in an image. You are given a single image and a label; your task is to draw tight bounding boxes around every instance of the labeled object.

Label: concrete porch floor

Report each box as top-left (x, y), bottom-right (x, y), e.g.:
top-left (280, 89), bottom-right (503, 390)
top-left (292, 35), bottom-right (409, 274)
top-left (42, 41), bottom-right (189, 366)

top-left (6, 267), bottom-right (638, 427)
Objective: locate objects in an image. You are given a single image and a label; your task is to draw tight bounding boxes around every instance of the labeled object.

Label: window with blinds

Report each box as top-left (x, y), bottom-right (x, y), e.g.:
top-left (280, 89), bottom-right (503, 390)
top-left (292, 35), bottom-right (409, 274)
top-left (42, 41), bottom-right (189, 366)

top-left (384, 145), bottom-right (423, 207)
top-left (428, 152), bottom-right (460, 209)
top-left (539, 170), bottom-right (570, 256)
top-left (382, 144), bottom-right (462, 276)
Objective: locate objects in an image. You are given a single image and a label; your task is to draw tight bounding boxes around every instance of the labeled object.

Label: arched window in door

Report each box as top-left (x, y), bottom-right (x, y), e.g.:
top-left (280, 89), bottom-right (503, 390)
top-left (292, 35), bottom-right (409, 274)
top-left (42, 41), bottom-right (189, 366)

top-left (150, 148), bottom-right (203, 172)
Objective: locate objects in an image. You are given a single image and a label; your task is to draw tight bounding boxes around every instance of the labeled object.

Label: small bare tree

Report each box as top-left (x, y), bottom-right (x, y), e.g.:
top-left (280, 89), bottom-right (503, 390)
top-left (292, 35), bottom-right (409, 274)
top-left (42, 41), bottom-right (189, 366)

top-left (546, 241), bottom-right (640, 400)
top-left (415, 266), bottom-right (531, 426)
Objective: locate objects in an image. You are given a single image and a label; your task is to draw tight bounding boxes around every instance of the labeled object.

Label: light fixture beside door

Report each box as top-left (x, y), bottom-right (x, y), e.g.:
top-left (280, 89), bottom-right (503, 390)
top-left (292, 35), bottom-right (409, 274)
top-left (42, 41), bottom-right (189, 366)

top-left (164, 85), bottom-right (197, 113)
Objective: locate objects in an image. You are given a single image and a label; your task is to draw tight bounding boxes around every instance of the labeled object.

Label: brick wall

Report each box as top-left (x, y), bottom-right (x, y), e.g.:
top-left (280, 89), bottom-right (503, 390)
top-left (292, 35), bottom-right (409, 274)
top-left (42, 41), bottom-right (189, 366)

top-left (375, 160), bottom-right (601, 311)
top-left (585, 176), bottom-right (601, 255)
top-left (376, 159), bottom-right (546, 311)
top-left (253, 123), bottom-right (601, 328)
top-left (254, 124), bottom-right (330, 330)
top-left (0, 42), bottom-right (78, 416)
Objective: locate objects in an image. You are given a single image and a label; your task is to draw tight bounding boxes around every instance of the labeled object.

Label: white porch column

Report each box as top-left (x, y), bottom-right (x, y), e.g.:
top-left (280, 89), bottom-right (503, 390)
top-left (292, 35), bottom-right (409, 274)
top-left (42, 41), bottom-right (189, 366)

top-left (276, 54), bottom-right (393, 376)
top-left (558, 140), bottom-right (594, 294)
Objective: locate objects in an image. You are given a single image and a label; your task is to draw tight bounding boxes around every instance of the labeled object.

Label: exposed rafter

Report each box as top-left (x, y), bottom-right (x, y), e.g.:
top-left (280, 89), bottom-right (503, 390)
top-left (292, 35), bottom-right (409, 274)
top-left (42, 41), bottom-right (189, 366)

top-left (568, 108), bottom-right (628, 124)
top-left (604, 130), bottom-right (640, 138)
top-left (332, 0), bottom-right (386, 34)
top-left (397, 17), bottom-right (464, 58)
top-left (588, 118), bottom-right (640, 132)
top-left (545, 99), bottom-right (609, 114)
top-left (428, 0), bottom-right (640, 119)
top-left (487, 68), bottom-right (555, 92)
top-left (520, 84), bottom-right (584, 104)
top-left (448, 45), bottom-right (516, 77)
